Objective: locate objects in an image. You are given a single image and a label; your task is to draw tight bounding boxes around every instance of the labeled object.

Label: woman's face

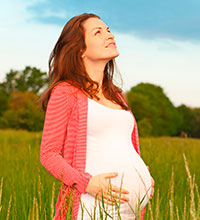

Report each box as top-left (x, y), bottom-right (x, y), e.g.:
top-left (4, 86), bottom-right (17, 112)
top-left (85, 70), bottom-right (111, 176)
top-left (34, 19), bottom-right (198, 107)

top-left (82, 17), bottom-right (119, 63)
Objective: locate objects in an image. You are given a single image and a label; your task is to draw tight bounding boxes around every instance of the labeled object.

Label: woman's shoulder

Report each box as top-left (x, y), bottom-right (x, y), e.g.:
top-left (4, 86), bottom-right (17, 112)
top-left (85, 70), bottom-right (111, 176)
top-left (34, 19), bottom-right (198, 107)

top-left (49, 81), bottom-right (80, 105)
top-left (53, 81), bottom-right (79, 94)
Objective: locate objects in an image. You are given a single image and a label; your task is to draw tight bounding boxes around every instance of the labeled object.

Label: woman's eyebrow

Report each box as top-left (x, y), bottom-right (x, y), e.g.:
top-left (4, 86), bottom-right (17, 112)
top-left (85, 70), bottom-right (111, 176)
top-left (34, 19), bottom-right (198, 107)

top-left (91, 27), bottom-right (110, 32)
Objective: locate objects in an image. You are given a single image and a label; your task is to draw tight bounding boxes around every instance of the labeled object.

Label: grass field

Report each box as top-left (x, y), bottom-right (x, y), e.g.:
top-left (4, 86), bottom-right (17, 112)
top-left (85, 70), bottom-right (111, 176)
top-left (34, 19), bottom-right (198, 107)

top-left (0, 129), bottom-right (200, 219)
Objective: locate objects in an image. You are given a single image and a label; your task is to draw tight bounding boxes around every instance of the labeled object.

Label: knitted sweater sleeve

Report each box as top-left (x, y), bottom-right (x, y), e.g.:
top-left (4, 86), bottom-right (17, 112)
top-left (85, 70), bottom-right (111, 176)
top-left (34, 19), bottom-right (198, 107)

top-left (40, 84), bottom-right (92, 194)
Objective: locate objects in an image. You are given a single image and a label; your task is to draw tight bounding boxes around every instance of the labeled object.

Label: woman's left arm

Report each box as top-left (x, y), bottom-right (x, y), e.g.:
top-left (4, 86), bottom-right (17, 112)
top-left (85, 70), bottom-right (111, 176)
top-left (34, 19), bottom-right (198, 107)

top-left (40, 85), bottom-right (92, 194)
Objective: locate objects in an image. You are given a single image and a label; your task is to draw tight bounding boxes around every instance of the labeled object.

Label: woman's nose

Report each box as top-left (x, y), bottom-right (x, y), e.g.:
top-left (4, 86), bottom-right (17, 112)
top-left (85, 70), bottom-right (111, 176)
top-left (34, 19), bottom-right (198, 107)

top-left (106, 32), bottom-right (115, 40)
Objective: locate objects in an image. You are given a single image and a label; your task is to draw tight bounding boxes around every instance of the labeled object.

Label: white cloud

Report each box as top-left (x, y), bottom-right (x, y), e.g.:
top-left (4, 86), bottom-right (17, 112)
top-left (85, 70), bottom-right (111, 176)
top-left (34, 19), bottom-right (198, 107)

top-left (0, 0), bottom-right (43, 26)
top-left (38, 8), bottom-right (68, 19)
top-left (0, 0), bottom-right (62, 78)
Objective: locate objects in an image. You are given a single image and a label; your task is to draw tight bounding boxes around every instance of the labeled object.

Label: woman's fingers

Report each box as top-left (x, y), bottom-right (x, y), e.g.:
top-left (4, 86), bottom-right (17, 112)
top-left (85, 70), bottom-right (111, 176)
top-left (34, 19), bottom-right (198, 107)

top-left (102, 181), bottom-right (130, 203)
top-left (86, 172), bottom-right (130, 204)
top-left (96, 194), bottom-right (115, 206)
top-left (106, 191), bottom-right (129, 202)
top-left (102, 172), bottom-right (129, 194)
top-left (104, 172), bottom-right (118, 179)
top-left (97, 190), bottom-right (129, 205)
top-left (110, 183), bottom-right (129, 194)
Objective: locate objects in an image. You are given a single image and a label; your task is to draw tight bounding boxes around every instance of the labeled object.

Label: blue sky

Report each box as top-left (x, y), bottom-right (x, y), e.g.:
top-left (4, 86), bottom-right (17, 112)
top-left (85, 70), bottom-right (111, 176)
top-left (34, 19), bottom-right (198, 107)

top-left (28, 0), bottom-right (200, 41)
top-left (0, 0), bottom-right (200, 107)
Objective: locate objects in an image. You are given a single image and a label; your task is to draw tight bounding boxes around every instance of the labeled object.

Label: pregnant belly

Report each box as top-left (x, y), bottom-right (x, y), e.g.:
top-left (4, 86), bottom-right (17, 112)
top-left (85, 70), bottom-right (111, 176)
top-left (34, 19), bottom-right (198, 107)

top-left (80, 146), bottom-right (152, 218)
top-left (110, 157), bottom-right (152, 211)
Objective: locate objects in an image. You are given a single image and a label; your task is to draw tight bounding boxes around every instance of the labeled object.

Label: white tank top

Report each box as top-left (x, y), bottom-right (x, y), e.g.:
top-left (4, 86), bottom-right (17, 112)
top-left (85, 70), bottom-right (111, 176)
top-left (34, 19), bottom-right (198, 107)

top-left (77, 97), bottom-right (152, 220)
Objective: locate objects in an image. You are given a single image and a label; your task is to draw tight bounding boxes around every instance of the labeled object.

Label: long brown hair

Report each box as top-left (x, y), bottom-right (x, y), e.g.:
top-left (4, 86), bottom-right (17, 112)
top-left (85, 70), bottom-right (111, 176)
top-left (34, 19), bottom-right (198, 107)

top-left (40, 13), bottom-right (128, 111)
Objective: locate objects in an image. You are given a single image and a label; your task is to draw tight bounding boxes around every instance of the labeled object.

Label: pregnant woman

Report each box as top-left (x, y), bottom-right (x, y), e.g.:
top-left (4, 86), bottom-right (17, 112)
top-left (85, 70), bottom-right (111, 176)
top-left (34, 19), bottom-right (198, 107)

top-left (40, 13), bottom-right (154, 220)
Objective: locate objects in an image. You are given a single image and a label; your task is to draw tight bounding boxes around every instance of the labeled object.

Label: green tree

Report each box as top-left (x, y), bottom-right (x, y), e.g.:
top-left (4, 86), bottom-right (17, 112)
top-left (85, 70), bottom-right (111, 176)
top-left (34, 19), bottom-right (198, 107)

top-left (126, 83), bottom-right (182, 137)
top-left (0, 90), bottom-right (9, 116)
top-left (0, 66), bottom-right (48, 131)
top-left (176, 104), bottom-right (195, 136)
top-left (0, 69), bottom-right (18, 95)
top-left (191, 108), bottom-right (200, 138)
top-left (0, 91), bottom-right (44, 131)
top-left (137, 118), bottom-right (152, 137)
top-left (0, 66), bottom-right (49, 95)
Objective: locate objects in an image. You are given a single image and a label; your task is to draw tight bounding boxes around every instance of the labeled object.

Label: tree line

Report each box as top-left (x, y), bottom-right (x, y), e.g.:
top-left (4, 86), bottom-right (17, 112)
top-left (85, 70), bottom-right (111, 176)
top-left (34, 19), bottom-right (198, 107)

top-left (0, 66), bottom-right (199, 138)
top-left (126, 83), bottom-right (200, 137)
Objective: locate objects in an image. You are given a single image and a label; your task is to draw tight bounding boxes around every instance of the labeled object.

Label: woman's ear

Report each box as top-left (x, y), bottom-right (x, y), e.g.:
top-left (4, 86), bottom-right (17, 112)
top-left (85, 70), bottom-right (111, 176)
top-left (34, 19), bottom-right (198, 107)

top-left (81, 49), bottom-right (85, 58)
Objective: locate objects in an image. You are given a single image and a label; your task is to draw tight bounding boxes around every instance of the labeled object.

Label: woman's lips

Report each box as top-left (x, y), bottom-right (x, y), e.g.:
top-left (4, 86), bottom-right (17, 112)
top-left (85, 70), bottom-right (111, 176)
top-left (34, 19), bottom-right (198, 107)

top-left (105, 42), bottom-right (116, 48)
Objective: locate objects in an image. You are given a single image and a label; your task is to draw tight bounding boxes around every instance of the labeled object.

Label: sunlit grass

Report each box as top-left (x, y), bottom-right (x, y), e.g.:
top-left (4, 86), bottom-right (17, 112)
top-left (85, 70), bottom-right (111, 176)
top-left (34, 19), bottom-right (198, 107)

top-left (0, 130), bottom-right (200, 219)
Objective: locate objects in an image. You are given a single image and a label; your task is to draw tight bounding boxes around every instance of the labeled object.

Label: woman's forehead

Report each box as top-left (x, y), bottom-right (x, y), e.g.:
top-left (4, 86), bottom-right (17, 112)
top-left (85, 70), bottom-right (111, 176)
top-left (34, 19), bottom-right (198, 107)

top-left (83, 17), bottom-right (108, 32)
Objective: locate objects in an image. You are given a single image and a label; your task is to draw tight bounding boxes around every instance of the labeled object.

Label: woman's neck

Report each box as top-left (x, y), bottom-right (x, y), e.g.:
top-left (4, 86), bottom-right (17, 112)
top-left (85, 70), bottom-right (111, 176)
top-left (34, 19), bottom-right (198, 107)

top-left (84, 59), bottom-right (107, 86)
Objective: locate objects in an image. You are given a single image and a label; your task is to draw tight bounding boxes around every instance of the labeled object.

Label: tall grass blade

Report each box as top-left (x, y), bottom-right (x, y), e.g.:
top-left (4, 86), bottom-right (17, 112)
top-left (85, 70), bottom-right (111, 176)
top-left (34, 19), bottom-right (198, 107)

top-left (37, 169), bottom-right (42, 212)
top-left (169, 167), bottom-right (174, 220)
top-left (51, 182), bottom-right (55, 219)
top-left (6, 195), bottom-right (12, 220)
top-left (35, 197), bottom-right (39, 220)
top-left (0, 177), bottom-right (3, 214)
top-left (176, 206), bottom-right (180, 220)
top-left (183, 153), bottom-right (197, 219)
top-left (183, 196), bottom-right (187, 220)
top-left (32, 197), bottom-right (36, 220)
top-left (155, 189), bottom-right (160, 220)
top-left (135, 167), bottom-right (153, 219)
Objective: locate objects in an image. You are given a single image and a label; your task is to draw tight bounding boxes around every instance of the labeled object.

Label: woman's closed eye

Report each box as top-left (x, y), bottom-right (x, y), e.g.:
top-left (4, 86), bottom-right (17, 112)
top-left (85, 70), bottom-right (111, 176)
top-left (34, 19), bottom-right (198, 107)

top-left (95, 29), bottom-right (110, 35)
top-left (95, 30), bottom-right (101, 35)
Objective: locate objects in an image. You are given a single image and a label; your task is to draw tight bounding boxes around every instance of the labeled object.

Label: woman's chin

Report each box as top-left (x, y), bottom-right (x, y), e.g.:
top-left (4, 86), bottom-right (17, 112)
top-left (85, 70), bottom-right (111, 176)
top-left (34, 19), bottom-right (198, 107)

top-left (108, 51), bottom-right (120, 60)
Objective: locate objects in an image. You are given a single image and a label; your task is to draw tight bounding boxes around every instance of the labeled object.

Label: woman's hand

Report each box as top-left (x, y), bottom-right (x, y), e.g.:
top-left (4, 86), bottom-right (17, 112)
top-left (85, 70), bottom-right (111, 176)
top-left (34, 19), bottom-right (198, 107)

top-left (86, 172), bottom-right (130, 205)
top-left (150, 176), bottom-right (155, 199)
top-left (146, 166), bottom-right (155, 200)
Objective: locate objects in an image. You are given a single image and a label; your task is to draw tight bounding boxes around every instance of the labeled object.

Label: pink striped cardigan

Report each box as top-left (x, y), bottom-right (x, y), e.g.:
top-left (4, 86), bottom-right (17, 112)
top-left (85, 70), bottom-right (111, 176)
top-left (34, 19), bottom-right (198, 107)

top-left (40, 81), bottom-right (145, 219)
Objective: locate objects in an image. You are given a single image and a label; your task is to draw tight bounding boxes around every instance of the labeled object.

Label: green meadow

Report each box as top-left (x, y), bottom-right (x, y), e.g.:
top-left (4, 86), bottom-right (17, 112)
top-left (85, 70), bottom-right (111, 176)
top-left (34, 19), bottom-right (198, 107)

top-left (0, 129), bottom-right (200, 219)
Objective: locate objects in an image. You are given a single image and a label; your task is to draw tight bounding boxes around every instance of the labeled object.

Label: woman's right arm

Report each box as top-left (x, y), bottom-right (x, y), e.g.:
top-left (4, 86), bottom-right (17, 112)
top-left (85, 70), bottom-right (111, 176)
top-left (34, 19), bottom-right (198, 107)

top-left (40, 84), bottom-right (92, 194)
